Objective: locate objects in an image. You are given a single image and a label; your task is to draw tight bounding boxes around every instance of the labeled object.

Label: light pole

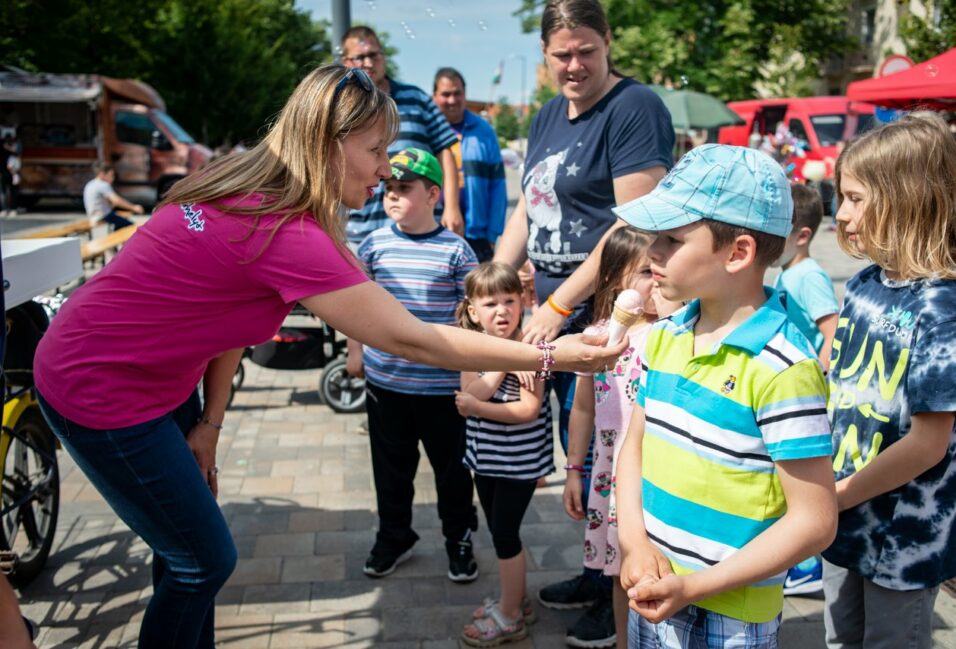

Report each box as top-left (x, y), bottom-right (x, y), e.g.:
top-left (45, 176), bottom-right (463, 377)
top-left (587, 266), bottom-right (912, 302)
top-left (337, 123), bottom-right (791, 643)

top-left (509, 54), bottom-right (527, 154)
top-left (331, 0), bottom-right (351, 62)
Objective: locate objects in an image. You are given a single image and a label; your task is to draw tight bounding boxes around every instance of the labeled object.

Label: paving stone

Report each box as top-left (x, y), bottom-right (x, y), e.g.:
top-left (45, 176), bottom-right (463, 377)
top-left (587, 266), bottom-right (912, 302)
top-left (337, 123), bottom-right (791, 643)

top-left (253, 532), bottom-right (317, 557)
top-left (226, 557), bottom-right (282, 586)
top-left (280, 555), bottom-right (346, 583)
top-left (288, 509), bottom-right (345, 533)
top-left (240, 476), bottom-right (294, 496)
top-left (268, 612), bottom-right (349, 648)
top-left (240, 582), bottom-right (313, 615)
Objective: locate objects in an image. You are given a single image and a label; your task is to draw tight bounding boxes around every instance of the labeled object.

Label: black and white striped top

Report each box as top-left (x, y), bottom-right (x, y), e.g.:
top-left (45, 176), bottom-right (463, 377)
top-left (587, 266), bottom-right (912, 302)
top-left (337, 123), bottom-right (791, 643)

top-left (464, 374), bottom-right (554, 481)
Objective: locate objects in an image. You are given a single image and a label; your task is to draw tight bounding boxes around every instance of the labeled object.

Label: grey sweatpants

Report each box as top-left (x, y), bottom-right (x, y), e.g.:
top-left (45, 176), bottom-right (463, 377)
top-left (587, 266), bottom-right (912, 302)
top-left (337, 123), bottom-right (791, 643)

top-left (822, 558), bottom-right (939, 649)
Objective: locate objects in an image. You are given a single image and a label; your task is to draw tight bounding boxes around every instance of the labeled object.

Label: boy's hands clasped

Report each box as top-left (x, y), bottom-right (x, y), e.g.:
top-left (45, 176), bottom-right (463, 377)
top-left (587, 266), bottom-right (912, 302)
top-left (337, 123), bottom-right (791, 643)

top-left (620, 540), bottom-right (684, 623)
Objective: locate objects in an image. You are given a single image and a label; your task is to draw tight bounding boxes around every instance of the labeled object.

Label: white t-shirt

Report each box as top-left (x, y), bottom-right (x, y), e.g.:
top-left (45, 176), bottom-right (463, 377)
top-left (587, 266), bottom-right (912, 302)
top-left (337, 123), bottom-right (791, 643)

top-left (83, 177), bottom-right (114, 221)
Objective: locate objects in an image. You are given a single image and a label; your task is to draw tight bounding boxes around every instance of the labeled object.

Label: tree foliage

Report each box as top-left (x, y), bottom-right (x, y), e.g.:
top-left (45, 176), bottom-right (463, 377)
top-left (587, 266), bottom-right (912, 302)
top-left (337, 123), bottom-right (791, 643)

top-left (0, 0), bottom-right (332, 145)
top-left (900, 0), bottom-right (956, 62)
top-left (514, 0), bottom-right (852, 100)
top-left (494, 98), bottom-right (521, 144)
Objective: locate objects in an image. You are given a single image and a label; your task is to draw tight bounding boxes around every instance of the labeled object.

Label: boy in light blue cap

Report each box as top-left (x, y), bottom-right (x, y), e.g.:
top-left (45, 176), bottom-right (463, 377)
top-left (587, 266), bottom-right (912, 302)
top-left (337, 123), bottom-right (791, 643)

top-left (612, 145), bottom-right (838, 648)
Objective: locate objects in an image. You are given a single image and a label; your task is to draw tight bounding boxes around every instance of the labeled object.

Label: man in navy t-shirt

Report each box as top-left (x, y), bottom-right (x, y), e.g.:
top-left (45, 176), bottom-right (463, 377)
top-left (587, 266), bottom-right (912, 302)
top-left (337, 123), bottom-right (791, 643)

top-left (523, 80), bottom-right (673, 320)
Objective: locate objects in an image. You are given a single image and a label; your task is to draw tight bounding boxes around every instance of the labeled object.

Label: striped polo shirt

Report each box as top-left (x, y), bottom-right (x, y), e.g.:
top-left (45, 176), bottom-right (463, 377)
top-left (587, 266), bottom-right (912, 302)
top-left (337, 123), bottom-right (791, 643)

top-left (464, 373), bottom-right (554, 481)
top-left (358, 223), bottom-right (477, 395)
top-left (637, 290), bottom-right (830, 623)
top-left (346, 78), bottom-right (458, 244)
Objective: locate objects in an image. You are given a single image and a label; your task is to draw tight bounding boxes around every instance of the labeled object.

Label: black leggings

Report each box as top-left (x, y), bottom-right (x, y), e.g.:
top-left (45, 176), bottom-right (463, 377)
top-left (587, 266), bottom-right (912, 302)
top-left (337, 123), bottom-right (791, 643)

top-left (474, 473), bottom-right (537, 560)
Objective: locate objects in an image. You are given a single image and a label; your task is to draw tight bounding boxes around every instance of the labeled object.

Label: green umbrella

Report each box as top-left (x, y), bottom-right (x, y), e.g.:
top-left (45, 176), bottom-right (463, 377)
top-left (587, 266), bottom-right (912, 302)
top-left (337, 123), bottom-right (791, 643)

top-left (648, 85), bottom-right (745, 131)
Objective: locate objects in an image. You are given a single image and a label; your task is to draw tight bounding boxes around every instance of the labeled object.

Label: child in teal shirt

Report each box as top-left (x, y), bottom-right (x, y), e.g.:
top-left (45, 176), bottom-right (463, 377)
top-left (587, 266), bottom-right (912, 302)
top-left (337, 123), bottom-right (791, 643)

top-left (774, 183), bottom-right (839, 371)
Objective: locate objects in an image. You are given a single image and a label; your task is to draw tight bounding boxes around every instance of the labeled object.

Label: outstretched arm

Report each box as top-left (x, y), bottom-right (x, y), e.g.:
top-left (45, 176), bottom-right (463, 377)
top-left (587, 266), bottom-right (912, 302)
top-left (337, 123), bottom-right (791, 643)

top-left (107, 190), bottom-right (144, 214)
top-left (300, 281), bottom-right (628, 374)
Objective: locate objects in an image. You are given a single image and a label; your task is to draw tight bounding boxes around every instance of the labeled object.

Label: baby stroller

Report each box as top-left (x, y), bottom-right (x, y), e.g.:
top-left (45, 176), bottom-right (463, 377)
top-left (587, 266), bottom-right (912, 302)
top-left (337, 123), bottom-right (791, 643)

top-left (230, 304), bottom-right (365, 413)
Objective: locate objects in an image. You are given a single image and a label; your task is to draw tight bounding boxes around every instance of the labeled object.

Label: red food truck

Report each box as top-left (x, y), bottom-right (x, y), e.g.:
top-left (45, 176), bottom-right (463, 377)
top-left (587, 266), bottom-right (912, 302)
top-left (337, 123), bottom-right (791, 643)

top-left (0, 70), bottom-right (210, 207)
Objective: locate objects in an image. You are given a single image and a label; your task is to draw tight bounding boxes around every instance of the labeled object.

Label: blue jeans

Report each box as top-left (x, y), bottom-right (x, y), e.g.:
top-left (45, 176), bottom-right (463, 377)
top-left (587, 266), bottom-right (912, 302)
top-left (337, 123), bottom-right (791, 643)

top-left (37, 390), bottom-right (236, 649)
top-left (102, 209), bottom-right (134, 230)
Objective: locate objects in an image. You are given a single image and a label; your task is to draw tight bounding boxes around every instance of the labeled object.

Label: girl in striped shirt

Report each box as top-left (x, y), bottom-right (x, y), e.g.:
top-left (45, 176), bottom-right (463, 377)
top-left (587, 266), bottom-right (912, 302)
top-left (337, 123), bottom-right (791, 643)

top-left (455, 262), bottom-right (552, 647)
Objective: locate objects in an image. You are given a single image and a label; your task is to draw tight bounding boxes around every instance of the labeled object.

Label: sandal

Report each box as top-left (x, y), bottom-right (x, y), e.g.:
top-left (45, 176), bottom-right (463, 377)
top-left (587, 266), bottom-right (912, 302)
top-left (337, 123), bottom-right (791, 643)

top-left (471, 595), bottom-right (537, 625)
top-left (461, 602), bottom-right (527, 647)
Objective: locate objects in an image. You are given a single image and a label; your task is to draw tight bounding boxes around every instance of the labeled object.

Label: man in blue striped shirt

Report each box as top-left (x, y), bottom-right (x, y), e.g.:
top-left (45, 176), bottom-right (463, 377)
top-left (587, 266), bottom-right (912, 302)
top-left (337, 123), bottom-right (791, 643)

top-left (432, 67), bottom-right (508, 262)
top-left (341, 26), bottom-right (463, 245)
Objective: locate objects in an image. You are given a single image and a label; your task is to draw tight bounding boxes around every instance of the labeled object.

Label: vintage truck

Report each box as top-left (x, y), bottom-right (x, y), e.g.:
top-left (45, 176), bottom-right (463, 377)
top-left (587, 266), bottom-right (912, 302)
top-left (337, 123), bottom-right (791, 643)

top-left (0, 70), bottom-right (210, 206)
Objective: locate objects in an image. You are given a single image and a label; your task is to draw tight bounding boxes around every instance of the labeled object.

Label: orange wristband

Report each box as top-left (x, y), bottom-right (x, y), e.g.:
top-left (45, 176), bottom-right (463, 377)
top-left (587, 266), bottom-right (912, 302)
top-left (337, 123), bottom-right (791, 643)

top-left (547, 294), bottom-right (573, 317)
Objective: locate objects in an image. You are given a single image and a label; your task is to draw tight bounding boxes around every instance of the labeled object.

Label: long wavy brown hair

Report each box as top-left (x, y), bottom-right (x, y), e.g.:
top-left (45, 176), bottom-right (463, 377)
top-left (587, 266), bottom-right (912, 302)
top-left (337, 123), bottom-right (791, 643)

top-left (835, 111), bottom-right (956, 280)
top-left (161, 64), bottom-right (399, 259)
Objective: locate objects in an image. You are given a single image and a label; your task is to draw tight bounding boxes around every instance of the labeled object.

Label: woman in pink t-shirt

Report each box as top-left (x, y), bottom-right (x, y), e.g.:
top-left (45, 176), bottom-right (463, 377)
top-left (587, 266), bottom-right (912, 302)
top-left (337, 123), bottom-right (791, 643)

top-left (33, 65), bottom-right (626, 649)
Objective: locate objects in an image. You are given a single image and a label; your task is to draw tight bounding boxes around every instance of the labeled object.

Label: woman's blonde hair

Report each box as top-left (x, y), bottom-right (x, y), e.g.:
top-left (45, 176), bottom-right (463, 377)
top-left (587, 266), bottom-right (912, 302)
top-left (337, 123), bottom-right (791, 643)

top-left (161, 65), bottom-right (399, 259)
top-left (835, 111), bottom-right (956, 279)
top-left (456, 262), bottom-right (524, 333)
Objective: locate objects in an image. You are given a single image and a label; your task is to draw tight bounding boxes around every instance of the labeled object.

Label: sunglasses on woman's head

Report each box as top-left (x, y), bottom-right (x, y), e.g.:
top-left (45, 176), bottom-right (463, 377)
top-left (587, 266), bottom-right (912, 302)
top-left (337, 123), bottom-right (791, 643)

top-left (334, 68), bottom-right (374, 98)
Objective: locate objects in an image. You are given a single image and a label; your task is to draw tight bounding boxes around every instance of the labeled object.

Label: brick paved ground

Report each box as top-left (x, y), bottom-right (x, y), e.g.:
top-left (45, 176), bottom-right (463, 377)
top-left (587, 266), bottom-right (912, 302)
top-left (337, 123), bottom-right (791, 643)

top-left (12, 209), bottom-right (956, 647)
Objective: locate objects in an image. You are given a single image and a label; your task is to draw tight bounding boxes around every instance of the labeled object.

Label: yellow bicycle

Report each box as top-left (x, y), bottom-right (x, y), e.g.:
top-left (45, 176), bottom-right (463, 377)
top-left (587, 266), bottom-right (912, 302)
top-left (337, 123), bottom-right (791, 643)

top-left (1, 303), bottom-right (59, 588)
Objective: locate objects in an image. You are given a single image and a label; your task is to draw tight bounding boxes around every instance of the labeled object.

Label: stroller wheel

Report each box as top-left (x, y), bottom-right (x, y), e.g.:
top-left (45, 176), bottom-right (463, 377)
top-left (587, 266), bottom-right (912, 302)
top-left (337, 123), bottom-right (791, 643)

top-left (318, 357), bottom-right (366, 414)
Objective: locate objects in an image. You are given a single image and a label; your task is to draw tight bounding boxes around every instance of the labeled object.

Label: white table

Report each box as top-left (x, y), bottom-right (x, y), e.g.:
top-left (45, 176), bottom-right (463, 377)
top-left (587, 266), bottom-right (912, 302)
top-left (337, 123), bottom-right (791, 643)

top-left (2, 238), bottom-right (83, 310)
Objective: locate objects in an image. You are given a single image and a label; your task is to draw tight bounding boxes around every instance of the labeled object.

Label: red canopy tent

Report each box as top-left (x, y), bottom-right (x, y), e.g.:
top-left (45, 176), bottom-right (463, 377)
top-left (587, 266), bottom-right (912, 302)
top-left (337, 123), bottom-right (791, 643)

top-left (846, 47), bottom-right (956, 110)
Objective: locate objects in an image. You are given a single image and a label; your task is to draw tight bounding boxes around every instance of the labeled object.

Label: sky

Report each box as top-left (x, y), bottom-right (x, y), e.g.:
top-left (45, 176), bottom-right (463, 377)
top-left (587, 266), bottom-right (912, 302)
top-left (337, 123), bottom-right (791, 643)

top-left (297, 0), bottom-right (544, 105)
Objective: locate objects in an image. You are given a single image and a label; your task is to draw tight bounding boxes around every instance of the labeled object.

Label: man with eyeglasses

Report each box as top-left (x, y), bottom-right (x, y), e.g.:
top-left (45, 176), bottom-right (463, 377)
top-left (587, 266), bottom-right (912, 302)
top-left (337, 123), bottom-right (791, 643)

top-left (341, 26), bottom-right (464, 245)
top-left (432, 67), bottom-right (507, 262)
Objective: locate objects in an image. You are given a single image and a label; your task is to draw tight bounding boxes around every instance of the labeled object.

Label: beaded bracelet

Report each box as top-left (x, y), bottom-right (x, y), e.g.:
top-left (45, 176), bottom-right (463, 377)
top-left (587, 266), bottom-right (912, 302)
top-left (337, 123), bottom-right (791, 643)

top-left (197, 416), bottom-right (223, 430)
top-left (546, 294), bottom-right (573, 317)
top-left (535, 340), bottom-right (556, 380)
top-left (564, 463), bottom-right (585, 472)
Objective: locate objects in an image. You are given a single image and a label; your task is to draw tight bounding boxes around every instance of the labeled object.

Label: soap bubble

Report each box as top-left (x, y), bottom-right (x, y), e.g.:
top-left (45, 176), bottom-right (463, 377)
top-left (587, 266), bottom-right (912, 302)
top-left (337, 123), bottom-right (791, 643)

top-left (448, 18), bottom-right (457, 27)
top-left (925, 63), bottom-right (939, 78)
top-left (426, 7), bottom-right (436, 17)
top-left (478, 20), bottom-right (488, 30)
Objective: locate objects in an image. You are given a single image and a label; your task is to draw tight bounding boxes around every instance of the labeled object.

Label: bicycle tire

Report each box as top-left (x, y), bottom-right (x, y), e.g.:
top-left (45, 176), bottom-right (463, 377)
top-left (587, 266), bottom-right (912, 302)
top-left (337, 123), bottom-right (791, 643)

top-left (0, 411), bottom-right (60, 588)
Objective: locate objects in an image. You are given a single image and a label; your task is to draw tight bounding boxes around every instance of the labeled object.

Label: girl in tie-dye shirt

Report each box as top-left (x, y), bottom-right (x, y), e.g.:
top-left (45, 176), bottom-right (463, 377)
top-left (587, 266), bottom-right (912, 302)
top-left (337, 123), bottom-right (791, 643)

top-left (823, 112), bottom-right (956, 649)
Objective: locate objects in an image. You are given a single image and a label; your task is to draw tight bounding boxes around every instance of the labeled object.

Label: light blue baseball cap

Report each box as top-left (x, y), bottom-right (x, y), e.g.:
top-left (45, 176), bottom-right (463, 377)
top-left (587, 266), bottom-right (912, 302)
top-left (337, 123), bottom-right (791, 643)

top-left (613, 144), bottom-right (793, 238)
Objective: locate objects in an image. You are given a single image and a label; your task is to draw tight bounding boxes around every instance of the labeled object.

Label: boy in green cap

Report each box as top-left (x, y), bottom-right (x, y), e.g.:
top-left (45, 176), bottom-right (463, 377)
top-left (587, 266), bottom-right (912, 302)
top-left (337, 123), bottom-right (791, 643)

top-left (347, 148), bottom-right (481, 581)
